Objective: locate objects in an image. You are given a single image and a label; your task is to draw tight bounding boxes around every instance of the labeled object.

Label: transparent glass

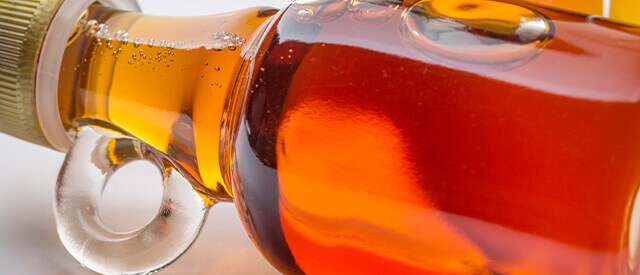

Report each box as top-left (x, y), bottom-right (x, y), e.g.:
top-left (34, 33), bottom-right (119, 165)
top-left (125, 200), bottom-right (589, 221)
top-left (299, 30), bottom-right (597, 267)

top-left (55, 126), bottom-right (207, 274)
top-left (51, 0), bottom-right (640, 274)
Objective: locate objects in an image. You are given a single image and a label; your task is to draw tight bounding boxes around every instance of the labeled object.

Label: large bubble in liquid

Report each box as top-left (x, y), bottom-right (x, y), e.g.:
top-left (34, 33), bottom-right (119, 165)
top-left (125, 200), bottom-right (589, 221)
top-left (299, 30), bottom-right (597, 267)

top-left (400, 0), bottom-right (554, 71)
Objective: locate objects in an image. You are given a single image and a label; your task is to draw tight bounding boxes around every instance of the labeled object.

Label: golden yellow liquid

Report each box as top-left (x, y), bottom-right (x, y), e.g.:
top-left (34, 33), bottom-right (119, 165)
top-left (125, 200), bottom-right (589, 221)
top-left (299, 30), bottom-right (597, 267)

top-left (527, 0), bottom-right (640, 26)
top-left (526, 0), bottom-right (602, 14)
top-left (58, 3), bottom-right (275, 199)
top-left (611, 0), bottom-right (640, 26)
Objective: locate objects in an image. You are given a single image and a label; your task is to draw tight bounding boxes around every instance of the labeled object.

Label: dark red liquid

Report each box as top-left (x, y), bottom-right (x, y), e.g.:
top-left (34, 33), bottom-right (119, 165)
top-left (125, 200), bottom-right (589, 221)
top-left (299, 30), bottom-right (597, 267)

top-left (229, 1), bottom-right (640, 273)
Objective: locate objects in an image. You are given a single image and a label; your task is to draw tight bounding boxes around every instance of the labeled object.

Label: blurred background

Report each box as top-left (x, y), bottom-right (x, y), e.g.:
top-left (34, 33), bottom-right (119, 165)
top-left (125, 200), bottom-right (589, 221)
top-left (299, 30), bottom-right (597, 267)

top-left (0, 0), bottom-right (635, 274)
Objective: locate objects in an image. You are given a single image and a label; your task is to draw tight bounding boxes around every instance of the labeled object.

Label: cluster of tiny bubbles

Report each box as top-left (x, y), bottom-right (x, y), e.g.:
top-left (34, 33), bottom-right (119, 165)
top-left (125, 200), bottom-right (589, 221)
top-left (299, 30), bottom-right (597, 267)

top-left (114, 30), bottom-right (129, 45)
top-left (75, 17), bottom-right (200, 70)
top-left (72, 18), bottom-right (256, 79)
top-left (125, 45), bottom-right (177, 68)
top-left (211, 32), bottom-right (246, 51)
top-left (83, 19), bottom-right (98, 37)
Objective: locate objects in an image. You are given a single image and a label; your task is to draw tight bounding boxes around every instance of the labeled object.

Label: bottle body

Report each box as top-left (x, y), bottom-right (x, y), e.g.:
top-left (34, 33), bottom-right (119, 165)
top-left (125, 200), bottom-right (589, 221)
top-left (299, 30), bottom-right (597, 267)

top-left (55, 0), bottom-right (640, 274)
top-left (226, 0), bottom-right (640, 273)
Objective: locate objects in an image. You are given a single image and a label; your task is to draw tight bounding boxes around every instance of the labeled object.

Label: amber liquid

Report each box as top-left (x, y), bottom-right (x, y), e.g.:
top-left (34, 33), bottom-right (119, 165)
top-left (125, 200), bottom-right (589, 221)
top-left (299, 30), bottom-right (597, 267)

top-left (59, 1), bottom-right (640, 274)
top-left (230, 1), bottom-right (640, 274)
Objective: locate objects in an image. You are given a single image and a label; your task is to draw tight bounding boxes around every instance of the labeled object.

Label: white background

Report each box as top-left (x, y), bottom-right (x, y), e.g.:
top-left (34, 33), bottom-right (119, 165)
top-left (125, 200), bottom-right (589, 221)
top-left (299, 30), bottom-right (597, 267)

top-left (0, 0), bottom-right (289, 274)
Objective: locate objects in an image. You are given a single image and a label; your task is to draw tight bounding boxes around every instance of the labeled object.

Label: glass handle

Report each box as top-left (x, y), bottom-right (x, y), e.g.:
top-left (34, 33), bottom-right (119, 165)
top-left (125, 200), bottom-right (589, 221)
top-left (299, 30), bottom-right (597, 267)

top-left (54, 126), bottom-right (209, 274)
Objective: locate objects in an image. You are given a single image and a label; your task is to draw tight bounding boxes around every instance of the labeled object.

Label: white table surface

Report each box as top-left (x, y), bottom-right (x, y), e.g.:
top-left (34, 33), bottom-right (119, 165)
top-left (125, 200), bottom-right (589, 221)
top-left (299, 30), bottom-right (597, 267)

top-left (0, 0), bottom-right (289, 273)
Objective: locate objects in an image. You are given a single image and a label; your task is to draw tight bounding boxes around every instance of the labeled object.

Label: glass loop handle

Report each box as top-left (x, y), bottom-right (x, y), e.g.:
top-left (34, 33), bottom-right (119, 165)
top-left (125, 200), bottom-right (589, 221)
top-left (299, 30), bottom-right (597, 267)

top-left (54, 126), bottom-right (209, 274)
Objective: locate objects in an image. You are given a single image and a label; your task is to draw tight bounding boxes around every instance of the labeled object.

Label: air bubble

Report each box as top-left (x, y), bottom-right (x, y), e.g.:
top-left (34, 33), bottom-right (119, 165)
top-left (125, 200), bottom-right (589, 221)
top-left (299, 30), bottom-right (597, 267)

top-left (212, 43), bottom-right (224, 51)
top-left (292, 0), bottom-right (348, 24)
top-left (237, 38), bottom-right (247, 47)
top-left (148, 38), bottom-right (155, 47)
top-left (296, 9), bottom-right (315, 22)
top-left (122, 33), bottom-right (129, 45)
top-left (85, 20), bottom-right (98, 36)
top-left (114, 30), bottom-right (126, 40)
top-left (400, 0), bottom-right (553, 71)
top-left (349, 0), bottom-right (402, 25)
top-left (133, 36), bottom-right (142, 48)
top-left (212, 32), bottom-right (246, 50)
top-left (96, 24), bottom-right (106, 36)
top-left (81, 18), bottom-right (94, 33)
top-left (221, 35), bottom-right (233, 45)
top-left (213, 66), bottom-right (220, 71)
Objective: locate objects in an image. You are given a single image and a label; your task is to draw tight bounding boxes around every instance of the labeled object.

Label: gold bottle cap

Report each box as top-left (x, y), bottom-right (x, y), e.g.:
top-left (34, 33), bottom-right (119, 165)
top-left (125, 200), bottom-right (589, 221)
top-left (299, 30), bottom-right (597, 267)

top-left (0, 0), bottom-right (139, 150)
top-left (0, 0), bottom-right (66, 148)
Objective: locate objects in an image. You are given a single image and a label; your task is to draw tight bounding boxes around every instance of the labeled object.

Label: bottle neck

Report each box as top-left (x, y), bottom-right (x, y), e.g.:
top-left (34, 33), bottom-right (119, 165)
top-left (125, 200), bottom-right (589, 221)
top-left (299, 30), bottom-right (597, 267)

top-left (58, 3), bottom-right (276, 199)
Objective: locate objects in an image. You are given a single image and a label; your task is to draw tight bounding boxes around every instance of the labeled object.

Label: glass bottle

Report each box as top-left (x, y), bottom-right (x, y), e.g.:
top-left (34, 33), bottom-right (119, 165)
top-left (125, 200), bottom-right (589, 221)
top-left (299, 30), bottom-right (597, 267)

top-left (2, 0), bottom-right (640, 274)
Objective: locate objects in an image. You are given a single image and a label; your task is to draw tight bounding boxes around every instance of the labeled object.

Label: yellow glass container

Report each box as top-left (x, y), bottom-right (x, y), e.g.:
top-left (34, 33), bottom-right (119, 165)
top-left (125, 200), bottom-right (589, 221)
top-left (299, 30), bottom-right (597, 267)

top-left (526, 0), bottom-right (602, 15)
top-left (611, 0), bottom-right (640, 26)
